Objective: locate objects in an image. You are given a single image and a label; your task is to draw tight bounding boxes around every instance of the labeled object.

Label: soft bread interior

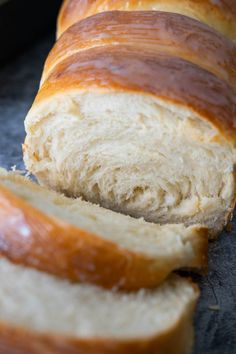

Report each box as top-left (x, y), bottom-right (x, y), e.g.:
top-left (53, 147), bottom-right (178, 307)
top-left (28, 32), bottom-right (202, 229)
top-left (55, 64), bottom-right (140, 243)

top-left (24, 92), bottom-right (236, 235)
top-left (0, 169), bottom-right (204, 260)
top-left (0, 257), bottom-right (198, 338)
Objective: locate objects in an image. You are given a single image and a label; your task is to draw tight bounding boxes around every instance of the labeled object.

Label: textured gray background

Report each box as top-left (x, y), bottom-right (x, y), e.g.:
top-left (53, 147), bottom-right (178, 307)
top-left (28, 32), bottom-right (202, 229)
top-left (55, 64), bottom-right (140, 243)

top-left (0, 35), bottom-right (235, 354)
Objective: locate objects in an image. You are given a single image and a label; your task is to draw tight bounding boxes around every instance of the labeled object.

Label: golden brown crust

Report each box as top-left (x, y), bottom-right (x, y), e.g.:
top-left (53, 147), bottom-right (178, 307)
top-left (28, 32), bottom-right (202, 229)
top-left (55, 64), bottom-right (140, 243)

top-left (58, 0), bottom-right (95, 37)
top-left (0, 184), bottom-right (208, 291)
top-left (0, 295), bottom-right (197, 354)
top-left (43, 11), bottom-right (236, 89)
top-left (37, 47), bottom-right (236, 145)
top-left (58, 0), bottom-right (236, 40)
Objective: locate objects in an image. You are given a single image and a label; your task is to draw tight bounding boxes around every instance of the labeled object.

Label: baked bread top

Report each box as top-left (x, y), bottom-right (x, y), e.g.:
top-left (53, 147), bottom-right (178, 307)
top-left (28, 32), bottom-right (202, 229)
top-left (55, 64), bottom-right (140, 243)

top-left (58, 0), bottom-right (236, 40)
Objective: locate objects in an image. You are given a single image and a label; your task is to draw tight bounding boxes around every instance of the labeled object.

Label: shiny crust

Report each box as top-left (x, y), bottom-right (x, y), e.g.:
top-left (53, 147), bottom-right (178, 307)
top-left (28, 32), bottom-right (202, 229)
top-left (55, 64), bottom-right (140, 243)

top-left (43, 11), bottom-right (236, 88)
top-left (36, 47), bottom-right (236, 144)
top-left (0, 184), bottom-right (208, 291)
top-left (0, 290), bottom-right (198, 354)
top-left (57, 0), bottom-right (236, 40)
top-left (58, 0), bottom-right (95, 37)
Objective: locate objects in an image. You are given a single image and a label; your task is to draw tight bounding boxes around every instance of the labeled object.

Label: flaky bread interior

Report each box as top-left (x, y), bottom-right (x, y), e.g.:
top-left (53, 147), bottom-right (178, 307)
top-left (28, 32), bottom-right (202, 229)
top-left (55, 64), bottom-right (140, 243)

top-left (0, 257), bottom-right (198, 344)
top-left (24, 86), bottom-right (236, 237)
top-left (0, 168), bottom-right (207, 275)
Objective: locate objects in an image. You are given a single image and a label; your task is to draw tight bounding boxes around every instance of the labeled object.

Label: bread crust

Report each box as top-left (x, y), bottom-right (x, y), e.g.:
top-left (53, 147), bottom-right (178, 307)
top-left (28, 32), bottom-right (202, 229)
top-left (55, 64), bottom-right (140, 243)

top-left (0, 182), bottom-right (208, 291)
top-left (35, 47), bottom-right (236, 145)
top-left (57, 0), bottom-right (236, 40)
top-left (43, 11), bottom-right (236, 89)
top-left (0, 289), bottom-right (198, 354)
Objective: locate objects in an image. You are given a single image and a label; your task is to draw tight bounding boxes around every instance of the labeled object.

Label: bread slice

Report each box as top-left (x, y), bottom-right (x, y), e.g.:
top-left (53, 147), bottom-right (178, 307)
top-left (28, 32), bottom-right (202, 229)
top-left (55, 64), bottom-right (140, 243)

top-left (0, 168), bottom-right (207, 290)
top-left (0, 257), bottom-right (199, 354)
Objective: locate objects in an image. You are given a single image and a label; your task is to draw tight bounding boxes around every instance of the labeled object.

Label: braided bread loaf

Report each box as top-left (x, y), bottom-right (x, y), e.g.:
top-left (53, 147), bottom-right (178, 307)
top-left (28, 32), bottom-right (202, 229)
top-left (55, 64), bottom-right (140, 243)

top-left (24, 8), bottom-right (236, 237)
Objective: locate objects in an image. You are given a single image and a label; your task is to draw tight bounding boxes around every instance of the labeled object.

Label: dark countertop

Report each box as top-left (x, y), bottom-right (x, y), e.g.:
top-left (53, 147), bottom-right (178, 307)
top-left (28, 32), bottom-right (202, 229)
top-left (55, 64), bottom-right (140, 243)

top-left (0, 34), bottom-right (54, 170)
top-left (0, 34), bottom-right (236, 354)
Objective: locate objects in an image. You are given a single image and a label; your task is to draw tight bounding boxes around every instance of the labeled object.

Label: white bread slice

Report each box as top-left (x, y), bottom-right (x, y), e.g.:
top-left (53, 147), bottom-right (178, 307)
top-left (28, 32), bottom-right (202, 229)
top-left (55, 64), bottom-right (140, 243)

top-left (0, 168), bottom-right (207, 290)
top-left (0, 257), bottom-right (198, 354)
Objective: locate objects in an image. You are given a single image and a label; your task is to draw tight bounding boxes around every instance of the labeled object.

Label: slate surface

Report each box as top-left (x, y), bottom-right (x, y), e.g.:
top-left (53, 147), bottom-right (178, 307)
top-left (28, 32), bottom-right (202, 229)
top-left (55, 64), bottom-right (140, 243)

top-left (0, 34), bottom-right (235, 354)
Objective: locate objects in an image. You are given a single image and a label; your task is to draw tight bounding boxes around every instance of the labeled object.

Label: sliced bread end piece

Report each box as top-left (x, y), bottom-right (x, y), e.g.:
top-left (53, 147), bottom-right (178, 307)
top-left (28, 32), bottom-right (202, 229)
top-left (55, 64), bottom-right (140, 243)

top-left (0, 168), bottom-right (208, 290)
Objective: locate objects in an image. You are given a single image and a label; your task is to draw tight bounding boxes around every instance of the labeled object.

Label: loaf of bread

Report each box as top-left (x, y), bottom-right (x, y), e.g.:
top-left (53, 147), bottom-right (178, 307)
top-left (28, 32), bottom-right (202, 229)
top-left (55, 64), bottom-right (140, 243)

top-left (0, 257), bottom-right (199, 354)
top-left (24, 11), bottom-right (236, 237)
top-left (0, 168), bottom-right (207, 290)
top-left (4, 3), bottom-right (235, 354)
top-left (57, 0), bottom-right (236, 40)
